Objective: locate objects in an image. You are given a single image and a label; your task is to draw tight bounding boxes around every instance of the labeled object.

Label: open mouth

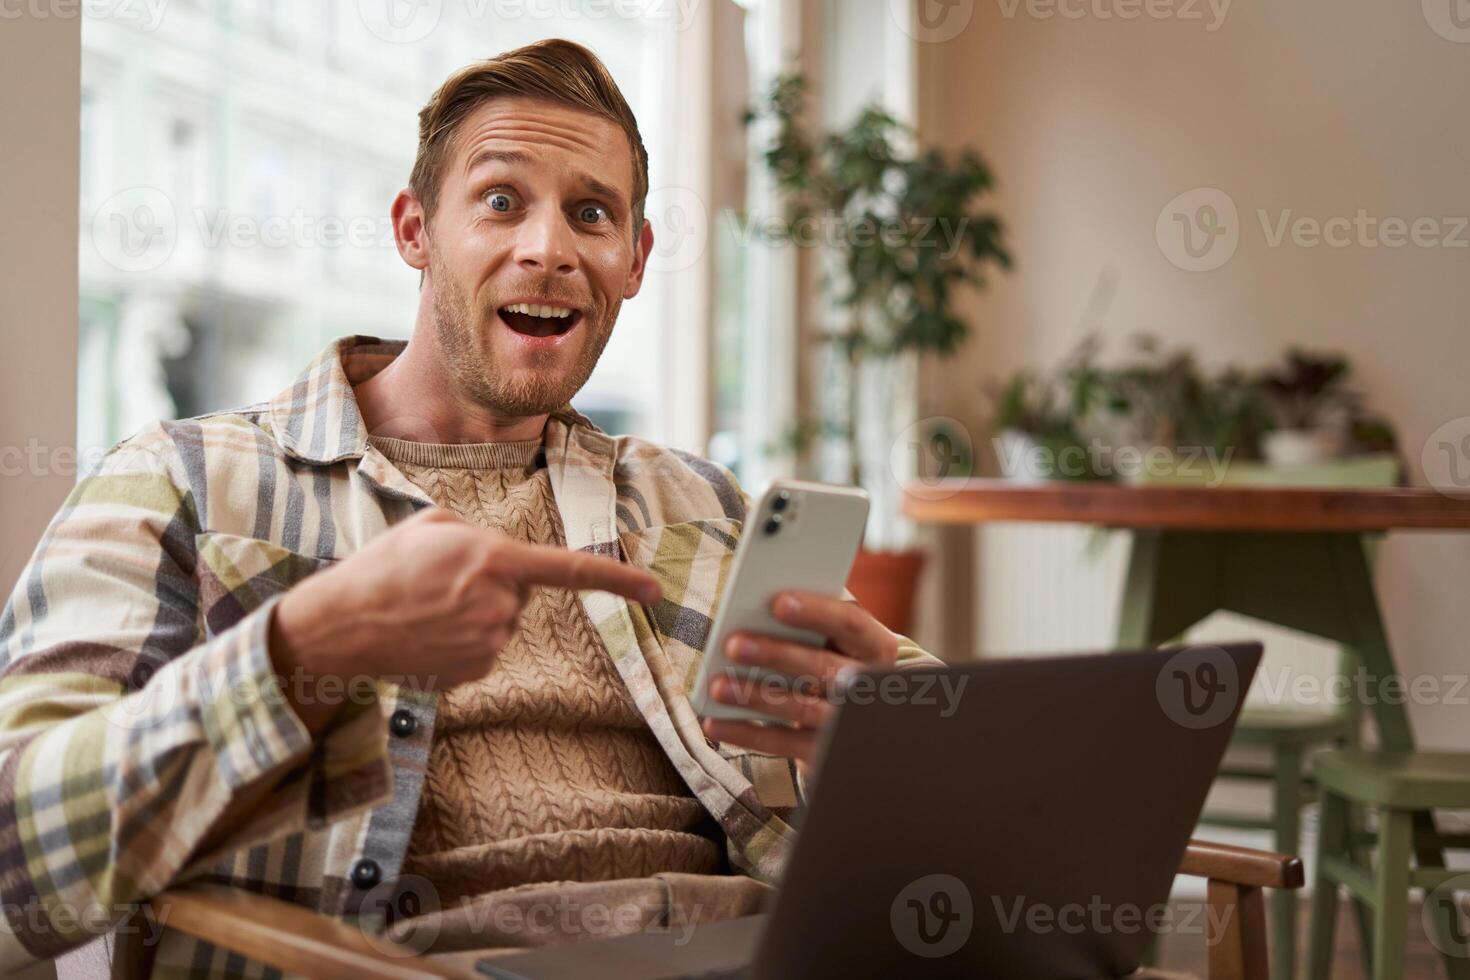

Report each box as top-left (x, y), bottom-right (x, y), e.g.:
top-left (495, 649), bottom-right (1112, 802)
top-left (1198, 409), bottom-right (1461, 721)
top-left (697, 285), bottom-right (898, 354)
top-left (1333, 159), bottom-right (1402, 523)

top-left (498, 302), bottom-right (582, 339)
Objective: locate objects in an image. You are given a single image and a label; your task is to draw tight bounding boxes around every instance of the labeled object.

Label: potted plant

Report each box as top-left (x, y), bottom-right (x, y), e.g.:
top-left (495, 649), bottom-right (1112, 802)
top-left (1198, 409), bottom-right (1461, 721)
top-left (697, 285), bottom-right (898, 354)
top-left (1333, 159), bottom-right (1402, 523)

top-left (991, 370), bottom-right (1066, 482)
top-left (988, 338), bottom-right (1103, 482)
top-left (1080, 336), bottom-right (1203, 467)
top-left (748, 75), bottom-right (1011, 633)
top-left (1199, 366), bottom-right (1273, 464)
top-left (1057, 334), bottom-right (1270, 482)
top-left (1255, 348), bottom-right (1358, 466)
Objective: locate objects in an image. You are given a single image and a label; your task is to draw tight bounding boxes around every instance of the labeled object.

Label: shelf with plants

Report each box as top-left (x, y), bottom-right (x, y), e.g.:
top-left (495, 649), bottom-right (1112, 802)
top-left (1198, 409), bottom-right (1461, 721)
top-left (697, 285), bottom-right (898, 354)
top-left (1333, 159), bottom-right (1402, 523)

top-left (989, 336), bottom-right (1401, 489)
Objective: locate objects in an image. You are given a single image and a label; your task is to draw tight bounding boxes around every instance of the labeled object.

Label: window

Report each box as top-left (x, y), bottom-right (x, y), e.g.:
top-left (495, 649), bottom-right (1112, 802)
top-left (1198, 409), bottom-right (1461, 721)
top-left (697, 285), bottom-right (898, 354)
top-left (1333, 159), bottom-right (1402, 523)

top-left (79, 0), bottom-right (693, 462)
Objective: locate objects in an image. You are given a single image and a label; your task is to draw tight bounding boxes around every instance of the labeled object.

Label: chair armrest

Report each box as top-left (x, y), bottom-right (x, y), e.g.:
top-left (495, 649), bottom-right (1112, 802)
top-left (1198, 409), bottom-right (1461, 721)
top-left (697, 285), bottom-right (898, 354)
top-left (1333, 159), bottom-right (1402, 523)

top-left (151, 883), bottom-right (465, 979)
top-left (1175, 840), bottom-right (1302, 980)
top-left (150, 844), bottom-right (1302, 980)
top-left (1178, 839), bottom-right (1305, 890)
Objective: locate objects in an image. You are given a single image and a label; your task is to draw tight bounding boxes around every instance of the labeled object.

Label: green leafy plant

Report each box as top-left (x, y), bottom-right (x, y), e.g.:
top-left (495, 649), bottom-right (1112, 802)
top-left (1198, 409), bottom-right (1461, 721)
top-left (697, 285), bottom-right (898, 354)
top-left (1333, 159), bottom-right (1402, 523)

top-left (1202, 366), bottom-right (1274, 459)
top-left (1051, 333), bottom-right (1272, 461)
top-left (1253, 348), bottom-right (1399, 457)
top-left (999, 338), bottom-right (1396, 480)
top-left (1089, 335), bottom-right (1208, 450)
top-left (748, 74), bottom-right (1011, 486)
top-left (988, 339), bottom-right (1106, 481)
top-left (1349, 414), bottom-right (1399, 454)
top-left (992, 371), bottom-right (1068, 436)
top-left (1254, 348), bottom-right (1358, 430)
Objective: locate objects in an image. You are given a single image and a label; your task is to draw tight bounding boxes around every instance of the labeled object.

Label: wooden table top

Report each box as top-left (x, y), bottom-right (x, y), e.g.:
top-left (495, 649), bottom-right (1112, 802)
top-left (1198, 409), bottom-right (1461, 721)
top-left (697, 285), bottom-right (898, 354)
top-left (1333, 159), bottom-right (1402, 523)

top-left (902, 480), bottom-right (1470, 532)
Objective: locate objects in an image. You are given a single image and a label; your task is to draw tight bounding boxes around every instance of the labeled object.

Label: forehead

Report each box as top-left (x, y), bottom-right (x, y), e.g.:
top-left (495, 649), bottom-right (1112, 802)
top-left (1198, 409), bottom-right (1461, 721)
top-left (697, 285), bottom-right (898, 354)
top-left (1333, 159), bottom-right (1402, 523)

top-left (449, 96), bottom-right (635, 199)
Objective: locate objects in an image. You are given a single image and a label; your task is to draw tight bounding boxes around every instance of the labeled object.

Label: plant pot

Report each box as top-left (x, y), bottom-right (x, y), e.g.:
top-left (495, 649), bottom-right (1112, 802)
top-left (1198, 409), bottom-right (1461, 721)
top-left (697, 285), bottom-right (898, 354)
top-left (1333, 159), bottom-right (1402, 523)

top-left (1262, 428), bottom-right (1343, 467)
top-left (846, 547), bottom-right (926, 636)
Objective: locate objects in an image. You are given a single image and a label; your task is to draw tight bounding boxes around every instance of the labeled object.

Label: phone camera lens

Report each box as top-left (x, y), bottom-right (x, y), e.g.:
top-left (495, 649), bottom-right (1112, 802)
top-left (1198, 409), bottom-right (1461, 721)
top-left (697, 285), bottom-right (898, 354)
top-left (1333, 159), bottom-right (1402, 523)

top-left (763, 515), bottom-right (783, 536)
top-left (771, 491), bottom-right (791, 513)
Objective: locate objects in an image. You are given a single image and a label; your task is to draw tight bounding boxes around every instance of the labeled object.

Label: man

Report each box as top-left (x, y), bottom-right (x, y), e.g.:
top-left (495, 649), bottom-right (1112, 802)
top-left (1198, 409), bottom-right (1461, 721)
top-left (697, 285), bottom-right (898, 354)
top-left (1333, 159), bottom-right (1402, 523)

top-left (0, 40), bottom-right (935, 975)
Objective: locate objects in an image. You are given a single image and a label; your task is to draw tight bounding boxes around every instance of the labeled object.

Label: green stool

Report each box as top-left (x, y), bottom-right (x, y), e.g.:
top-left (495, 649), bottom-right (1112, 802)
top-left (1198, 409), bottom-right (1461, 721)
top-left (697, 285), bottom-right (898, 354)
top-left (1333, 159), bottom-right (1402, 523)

top-left (1200, 701), bottom-right (1364, 980)
top-left (1308, 750), bottom-right (1470, 980)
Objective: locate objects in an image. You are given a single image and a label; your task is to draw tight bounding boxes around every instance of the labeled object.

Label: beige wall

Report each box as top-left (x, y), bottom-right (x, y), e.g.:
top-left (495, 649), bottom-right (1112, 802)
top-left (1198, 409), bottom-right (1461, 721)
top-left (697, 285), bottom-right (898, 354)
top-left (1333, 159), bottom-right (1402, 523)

top-left (916, 2), bottom-right (1470, 746)
top-left (0, 15), bottom-right (80, 607)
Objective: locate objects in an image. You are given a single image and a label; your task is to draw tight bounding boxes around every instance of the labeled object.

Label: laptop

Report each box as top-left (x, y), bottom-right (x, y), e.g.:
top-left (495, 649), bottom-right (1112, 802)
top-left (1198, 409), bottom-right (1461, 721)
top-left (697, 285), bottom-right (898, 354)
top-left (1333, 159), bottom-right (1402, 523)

top-left (478, 642), bottom-right (1263, 980)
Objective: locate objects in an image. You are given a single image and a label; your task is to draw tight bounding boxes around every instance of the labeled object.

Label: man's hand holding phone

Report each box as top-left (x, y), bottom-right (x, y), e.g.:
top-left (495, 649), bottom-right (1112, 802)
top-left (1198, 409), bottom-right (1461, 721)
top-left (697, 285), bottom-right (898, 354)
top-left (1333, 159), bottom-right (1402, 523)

top-left (701, 590), bottom-right (899, 779)
top-left (690, 480), bottom-right (881, 780)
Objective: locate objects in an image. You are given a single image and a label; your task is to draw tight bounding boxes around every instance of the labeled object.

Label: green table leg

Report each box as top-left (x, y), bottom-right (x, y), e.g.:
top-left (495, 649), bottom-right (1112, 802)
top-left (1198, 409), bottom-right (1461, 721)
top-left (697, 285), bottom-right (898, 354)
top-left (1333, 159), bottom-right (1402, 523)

top-left (1117, 530), bottom-right (1164, 648)
top-left (1117, 530), bottom-right (1218, 972)
top-left (1324, 536), bottom-right (1412, 751)
top-left (1117, 530), bottom-right (1224, 648)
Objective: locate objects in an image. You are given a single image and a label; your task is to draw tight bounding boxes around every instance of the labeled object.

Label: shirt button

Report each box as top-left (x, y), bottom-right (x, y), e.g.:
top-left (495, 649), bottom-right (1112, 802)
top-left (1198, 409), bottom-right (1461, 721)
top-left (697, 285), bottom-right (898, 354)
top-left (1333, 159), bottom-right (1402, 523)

top-left (389, 709), bottom-right (418, 738)
top-left (351, 858), bottom-right (381, 890)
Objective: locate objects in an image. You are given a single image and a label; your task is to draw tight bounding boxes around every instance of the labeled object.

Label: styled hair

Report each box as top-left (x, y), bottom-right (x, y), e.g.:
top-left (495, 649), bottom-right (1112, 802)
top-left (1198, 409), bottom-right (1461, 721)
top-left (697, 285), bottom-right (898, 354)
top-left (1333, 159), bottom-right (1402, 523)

top-left (409, 39), bottom-right (648, 229)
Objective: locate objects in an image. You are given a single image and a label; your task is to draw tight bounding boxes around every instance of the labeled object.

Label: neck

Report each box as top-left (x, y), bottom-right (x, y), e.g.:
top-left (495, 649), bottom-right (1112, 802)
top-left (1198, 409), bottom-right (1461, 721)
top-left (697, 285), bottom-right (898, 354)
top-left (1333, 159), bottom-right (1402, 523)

top-left (355, 332), bottom-right (549, 445)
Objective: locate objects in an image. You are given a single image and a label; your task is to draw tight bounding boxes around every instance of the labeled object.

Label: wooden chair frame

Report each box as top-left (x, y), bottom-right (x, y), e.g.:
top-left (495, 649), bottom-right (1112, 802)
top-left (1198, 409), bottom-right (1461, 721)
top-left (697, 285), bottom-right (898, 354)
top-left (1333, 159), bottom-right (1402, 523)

top-left (139, 839), bottom-right (1303, 980)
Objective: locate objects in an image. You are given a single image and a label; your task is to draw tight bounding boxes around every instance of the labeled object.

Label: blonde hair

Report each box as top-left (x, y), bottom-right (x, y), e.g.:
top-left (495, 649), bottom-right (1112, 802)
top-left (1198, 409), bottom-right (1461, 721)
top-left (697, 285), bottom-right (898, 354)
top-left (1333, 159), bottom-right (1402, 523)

top-left (410, 39), bottom-right (648, 228)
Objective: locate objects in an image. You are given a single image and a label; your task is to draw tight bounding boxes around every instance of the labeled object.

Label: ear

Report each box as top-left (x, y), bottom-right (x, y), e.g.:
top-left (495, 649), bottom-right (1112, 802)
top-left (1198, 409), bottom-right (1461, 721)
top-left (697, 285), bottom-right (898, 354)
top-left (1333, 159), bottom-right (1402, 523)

top-left (622, 218), bottom-right (654, 300)
top-left (392, 189), bottom-right (430, 272)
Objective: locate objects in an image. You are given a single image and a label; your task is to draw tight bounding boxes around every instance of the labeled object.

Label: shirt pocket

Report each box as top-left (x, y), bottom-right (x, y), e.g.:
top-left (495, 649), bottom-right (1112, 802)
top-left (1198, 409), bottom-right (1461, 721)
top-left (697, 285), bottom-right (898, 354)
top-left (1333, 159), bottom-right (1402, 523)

top-left (194, 531), bottom-right (340, 640)
top-left (718, 746), bottom-right (804, 815)
top-left (617, 517), bottom-right (743, 692)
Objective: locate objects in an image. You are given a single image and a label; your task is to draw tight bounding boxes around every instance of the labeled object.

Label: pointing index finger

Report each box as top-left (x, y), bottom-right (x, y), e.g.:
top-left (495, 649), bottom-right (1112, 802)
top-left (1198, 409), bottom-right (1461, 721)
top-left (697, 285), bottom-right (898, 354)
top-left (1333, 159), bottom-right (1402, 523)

top-left (491, 539), bottom-right (662, 605)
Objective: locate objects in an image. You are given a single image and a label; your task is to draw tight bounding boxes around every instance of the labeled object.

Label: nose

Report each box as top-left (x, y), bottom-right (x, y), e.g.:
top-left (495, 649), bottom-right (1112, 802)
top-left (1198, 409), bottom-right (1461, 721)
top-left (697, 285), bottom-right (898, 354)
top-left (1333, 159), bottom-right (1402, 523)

top-left (513, 202), bottom-right (578, 276)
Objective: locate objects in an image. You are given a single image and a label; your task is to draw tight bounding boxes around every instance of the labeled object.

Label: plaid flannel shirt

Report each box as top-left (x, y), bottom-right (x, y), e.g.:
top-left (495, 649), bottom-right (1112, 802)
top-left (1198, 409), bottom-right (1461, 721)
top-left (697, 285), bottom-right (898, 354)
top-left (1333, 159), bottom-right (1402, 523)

top-left (0, 336), bottom-right (937, 977)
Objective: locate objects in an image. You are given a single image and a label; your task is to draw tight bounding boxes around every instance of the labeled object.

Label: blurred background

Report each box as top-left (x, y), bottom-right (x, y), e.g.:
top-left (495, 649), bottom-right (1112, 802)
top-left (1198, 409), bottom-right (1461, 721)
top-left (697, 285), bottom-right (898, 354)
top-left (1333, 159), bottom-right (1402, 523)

top-left (75, 0), bottom-right (741, 457)
top-left (3, 2), bottom-right (1470, 974)
top-left (55, 0), bottom-right (1470, 740)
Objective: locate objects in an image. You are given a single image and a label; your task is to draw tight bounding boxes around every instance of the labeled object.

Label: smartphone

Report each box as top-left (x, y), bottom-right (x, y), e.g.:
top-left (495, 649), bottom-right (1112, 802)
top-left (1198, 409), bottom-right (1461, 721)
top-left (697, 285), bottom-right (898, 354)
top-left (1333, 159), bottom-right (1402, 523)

top-left (690, 479), bottom-right (870, 722)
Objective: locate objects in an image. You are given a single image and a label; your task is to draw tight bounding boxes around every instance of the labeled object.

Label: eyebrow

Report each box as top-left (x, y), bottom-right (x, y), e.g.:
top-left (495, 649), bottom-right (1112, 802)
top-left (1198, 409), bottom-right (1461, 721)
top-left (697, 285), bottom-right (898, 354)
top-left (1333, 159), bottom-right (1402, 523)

top-left (465, 147), bottom-right (626, 215)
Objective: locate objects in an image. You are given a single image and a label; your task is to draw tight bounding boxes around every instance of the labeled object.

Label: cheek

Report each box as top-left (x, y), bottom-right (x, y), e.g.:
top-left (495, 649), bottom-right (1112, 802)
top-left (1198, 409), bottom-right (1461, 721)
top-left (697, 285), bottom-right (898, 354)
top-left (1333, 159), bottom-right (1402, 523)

top-left (454, 222), bottom-right (509, 273)
top-left (585, 241), bottom-right (636, 298)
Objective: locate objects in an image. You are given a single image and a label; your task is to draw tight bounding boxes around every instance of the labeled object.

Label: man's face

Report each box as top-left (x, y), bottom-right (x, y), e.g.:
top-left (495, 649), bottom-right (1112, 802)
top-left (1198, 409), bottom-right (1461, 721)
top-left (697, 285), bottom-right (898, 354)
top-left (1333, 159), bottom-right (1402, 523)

top-left (407, 96), bottom-right (651, 418)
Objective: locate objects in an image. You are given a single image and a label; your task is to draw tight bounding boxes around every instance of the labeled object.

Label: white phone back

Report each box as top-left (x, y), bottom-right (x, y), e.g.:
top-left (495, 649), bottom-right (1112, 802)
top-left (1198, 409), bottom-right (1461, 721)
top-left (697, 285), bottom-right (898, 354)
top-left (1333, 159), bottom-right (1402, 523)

top-left (691, 479), bottom-right (870, 721)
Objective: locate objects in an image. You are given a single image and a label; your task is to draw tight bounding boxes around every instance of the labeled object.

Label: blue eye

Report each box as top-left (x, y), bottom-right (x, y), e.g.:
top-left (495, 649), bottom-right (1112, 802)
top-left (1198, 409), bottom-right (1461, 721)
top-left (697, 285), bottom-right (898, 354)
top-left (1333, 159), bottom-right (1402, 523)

top-left (578, 204), bottom-right (609, 224)
top-left (487, 192), bottom-right (514, 212)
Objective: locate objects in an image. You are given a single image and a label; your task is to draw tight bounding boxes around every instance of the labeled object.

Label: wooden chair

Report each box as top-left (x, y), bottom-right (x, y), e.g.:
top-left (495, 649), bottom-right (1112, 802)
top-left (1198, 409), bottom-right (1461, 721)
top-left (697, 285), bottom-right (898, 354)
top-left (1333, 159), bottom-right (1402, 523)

top-left (139, 840), bottom-right (1303, 980)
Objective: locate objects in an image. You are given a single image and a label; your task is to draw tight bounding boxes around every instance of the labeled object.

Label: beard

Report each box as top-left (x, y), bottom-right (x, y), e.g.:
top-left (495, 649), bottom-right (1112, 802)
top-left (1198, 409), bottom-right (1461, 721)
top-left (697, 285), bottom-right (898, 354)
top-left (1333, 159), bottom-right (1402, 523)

top-left (430, 249), bottom-right (619, 419)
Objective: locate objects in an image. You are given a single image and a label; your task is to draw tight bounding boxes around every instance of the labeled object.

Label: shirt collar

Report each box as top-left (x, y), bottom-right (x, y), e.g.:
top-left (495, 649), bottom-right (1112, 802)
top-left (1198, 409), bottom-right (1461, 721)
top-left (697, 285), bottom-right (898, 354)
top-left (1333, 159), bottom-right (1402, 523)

top-left (267, 334), bottom-right (604, 466)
